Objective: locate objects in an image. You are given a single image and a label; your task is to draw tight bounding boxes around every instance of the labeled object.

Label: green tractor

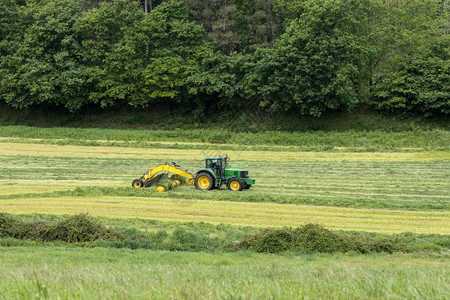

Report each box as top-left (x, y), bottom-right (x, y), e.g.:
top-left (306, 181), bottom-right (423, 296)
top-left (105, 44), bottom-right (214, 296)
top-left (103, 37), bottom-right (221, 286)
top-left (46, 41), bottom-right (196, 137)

top-left (194, 156), bottom-right (255, 191)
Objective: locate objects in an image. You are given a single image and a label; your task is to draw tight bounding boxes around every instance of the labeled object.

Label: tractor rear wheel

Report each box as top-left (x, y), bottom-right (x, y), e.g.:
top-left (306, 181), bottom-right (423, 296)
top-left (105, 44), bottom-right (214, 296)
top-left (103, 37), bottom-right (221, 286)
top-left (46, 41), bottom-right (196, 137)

top-left (227, 178), bottom-right (244, 191)
top-left (195, 172), bottom-right (214, 191)
top-left (132, 179), bottom-right (144, 188)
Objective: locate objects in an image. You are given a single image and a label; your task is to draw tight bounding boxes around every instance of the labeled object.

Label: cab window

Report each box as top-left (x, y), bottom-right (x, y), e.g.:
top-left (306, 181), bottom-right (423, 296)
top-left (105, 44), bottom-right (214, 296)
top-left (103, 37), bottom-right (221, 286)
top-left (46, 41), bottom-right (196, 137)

top-left (206, 159), bottom-right (220, 169)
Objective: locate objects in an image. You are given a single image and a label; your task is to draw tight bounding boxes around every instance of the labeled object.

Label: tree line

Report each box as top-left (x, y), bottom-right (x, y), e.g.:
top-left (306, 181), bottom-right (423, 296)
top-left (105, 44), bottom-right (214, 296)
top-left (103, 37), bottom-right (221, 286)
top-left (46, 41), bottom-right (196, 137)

top-left (0, 0), bottom-right (448, 117)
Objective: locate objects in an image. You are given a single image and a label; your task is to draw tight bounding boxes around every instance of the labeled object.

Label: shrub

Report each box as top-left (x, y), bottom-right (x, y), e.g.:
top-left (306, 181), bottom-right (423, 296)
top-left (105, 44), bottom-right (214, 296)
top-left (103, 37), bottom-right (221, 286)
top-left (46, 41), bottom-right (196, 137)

top-left (40, 214), bottom-right (123, 242)
top-left (234, 228), bottom-right (295, 253)
top-left (168, 227), bottom-right (213, 251)
top-left (0, 213), bottom-right (33, 239)
top-left (293, 224), bottom-right (349, 253)
top-left (372, 53), bottom-right (449, 117)
top-left (0, 213), bottom-right (122, 242)
top-left (234, 224), bottom-right (411, 254)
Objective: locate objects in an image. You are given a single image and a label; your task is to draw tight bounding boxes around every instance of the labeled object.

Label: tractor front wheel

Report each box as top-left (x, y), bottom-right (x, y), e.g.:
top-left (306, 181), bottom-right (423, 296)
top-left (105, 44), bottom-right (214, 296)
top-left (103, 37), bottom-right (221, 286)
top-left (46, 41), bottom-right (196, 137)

top-left (132, 179), bottom-right (144, 188)
top-left (227, 178), bottom-right (244, 191)
top-left (195, 172), bottom-right (214, 191)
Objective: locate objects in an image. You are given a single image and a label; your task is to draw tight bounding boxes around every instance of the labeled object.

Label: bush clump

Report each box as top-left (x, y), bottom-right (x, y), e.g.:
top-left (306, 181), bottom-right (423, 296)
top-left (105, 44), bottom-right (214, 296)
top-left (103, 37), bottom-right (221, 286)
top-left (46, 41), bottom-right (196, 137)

top-left (0, 213), bottom-right (122, 242)
top-left (233, 224), bottom-right (409, 254)
top-left (41, 214), bottom-right (123, 242)
top-left (0, 213), bottom-right (33, 239)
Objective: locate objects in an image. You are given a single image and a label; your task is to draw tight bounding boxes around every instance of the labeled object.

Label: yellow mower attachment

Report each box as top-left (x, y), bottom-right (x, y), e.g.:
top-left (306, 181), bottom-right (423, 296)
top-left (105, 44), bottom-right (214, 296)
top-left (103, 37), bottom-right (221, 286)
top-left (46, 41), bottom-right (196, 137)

top-left (171, 180), bottom-right (181, 188)
top-left (155, 179), bottom-right (181, 193)
top-left (132, 162), bottom-right (194, 192)
top-left (155, 186), bottom-right (166, 192)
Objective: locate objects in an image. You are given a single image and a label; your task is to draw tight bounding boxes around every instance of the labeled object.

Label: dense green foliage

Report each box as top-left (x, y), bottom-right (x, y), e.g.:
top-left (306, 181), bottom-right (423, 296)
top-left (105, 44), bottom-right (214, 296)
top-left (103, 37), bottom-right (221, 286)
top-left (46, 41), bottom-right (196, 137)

top-left (243, 0), bottom-right (370, 116)
top-left (0, 0), bottom-right (88, 110)
top-left (0, 0), bottom-right (448, 117)
top-left (369, 1), bottom-right (450, 116)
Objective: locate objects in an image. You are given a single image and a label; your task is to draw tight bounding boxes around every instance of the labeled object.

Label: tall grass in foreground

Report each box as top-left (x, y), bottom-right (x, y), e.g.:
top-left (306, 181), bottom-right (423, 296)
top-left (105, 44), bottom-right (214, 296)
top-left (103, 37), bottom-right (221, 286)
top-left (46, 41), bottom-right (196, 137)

top-left (0, 247), bottom-right (448, 299)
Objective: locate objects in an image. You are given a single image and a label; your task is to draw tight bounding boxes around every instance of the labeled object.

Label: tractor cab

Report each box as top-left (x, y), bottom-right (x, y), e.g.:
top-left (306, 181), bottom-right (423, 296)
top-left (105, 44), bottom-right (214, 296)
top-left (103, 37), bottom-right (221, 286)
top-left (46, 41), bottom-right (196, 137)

top-left (205, 156), bottom-right (227, 178)
top-left (195, 155), bottom-right (255, 191)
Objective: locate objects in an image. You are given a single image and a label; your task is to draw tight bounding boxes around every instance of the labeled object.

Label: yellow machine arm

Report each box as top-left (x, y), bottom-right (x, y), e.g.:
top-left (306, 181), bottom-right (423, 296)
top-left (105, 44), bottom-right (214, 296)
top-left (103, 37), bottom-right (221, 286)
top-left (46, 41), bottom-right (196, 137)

top-left (142, 163), bottom-right (194, 185)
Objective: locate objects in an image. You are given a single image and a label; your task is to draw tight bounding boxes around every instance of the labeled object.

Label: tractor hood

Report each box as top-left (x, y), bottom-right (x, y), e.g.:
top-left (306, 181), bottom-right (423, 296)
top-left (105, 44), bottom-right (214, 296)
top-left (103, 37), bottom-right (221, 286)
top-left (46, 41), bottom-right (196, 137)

top-left (224, 167), bottom-right (251, 179)
top-left (225, 167), bottom-right (247, 172)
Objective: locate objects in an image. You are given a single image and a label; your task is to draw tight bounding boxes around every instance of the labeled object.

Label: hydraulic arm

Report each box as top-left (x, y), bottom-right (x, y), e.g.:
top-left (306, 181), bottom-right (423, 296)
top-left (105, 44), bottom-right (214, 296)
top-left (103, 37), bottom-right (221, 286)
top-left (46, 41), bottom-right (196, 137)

top-left (132, 162), bottom-right (194, 188)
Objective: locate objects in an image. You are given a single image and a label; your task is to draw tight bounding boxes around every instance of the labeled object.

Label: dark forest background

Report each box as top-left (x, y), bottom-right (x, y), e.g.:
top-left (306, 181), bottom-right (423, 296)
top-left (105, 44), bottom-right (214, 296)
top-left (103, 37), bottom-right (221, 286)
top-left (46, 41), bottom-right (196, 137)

top-left (0, 0), bottom-right (448, 122)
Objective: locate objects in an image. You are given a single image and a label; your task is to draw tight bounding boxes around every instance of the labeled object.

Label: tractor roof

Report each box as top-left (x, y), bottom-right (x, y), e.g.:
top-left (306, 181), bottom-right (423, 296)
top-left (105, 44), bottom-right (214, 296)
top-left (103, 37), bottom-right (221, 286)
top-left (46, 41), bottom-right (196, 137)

top-left (205, 156), bottom-right (228, 160)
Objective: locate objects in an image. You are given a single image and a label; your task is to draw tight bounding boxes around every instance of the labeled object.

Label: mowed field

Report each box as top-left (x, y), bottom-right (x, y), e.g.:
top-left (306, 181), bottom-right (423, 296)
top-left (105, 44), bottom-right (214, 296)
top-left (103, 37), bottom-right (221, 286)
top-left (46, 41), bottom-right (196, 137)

top-left (1, 126), bottom-right (450, 299)
top-left (0, 129), bottom-right (449, 234)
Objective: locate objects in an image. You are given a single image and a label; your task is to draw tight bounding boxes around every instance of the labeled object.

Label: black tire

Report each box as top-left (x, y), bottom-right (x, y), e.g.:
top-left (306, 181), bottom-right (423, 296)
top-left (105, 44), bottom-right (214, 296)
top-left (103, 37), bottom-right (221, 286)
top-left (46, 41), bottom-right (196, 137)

top-left (227, 177), bottom-right (244, 191)
top-left (195, 172), bottom-right (214, 191)
top-left (244, 185), bottom-right (251, 189)
top-left (132, 179), bottom-right (144, 188)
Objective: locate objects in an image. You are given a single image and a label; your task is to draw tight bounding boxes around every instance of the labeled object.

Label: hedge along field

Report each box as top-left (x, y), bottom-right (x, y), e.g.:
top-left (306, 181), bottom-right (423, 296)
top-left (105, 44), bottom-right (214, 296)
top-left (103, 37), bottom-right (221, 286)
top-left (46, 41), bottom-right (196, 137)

top-left (0, 129), bottom-right (449, 235)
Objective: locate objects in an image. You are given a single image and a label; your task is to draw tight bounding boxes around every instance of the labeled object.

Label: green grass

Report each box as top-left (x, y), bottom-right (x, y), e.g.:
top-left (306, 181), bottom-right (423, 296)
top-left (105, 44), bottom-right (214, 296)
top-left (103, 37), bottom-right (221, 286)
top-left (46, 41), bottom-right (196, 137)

top-left (0, 144), bottom-right (448, 212)
top-left (1, 195), bottom-right (449, 233)
top-left (0, 247), bottom-right (448, 299)
top-left (0, 126), bottom-right (449, 298)
top-left (0, 135), bottom-right (448, 233)
top-left (0, 125), bottom-right (449, 151)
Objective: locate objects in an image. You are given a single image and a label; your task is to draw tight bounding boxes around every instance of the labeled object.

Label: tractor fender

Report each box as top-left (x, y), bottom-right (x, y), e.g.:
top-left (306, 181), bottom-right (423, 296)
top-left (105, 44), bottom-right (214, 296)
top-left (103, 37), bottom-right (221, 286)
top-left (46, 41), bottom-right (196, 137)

top-left (226, 176), bottom-right (238, 185)
top-left (196, 169), bottom-right (216, 178)
top-left (196, 168), bottom-right (217, 187)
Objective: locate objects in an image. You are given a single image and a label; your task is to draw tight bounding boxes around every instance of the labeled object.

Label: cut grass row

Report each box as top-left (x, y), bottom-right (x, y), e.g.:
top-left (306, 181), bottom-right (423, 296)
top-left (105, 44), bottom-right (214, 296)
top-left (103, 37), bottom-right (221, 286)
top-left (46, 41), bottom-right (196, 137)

top-left (1, 196), bottom-right (448, 233)
top-left (1, 142), bottom-right (449, 160)
top-left (1, 178), bottom-right (447, 198)
top-left (1, 144), bottom-right (448, 210)
top-left (2, 183), bottom-right (448, 211)
top-left (0, 125), bottom-right (449, 151)
top-left (0, 247), bottom-right (448, 299)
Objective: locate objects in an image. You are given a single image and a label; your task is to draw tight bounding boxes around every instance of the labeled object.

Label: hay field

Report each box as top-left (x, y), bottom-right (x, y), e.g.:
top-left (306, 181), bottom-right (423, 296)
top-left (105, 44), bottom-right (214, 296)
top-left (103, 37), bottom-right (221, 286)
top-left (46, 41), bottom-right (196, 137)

top-left (1, 127), bottom-right (449, 299)
top-left (0, 131), bottom-right (448, 234)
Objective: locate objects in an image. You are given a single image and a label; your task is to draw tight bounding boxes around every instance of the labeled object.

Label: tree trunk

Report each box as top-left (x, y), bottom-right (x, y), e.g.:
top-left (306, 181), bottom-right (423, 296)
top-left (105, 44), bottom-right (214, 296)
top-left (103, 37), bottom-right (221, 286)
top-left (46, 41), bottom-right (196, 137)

top-left (266, 1), bottom-right (276, 46)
